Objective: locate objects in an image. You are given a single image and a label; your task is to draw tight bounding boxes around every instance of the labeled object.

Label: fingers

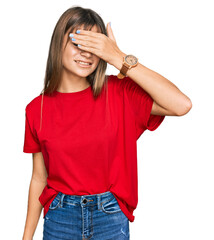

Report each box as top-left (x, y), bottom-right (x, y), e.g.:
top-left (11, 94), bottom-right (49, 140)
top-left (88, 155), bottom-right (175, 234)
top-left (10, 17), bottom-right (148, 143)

top-left (107, 22), bottom-right (116, 42)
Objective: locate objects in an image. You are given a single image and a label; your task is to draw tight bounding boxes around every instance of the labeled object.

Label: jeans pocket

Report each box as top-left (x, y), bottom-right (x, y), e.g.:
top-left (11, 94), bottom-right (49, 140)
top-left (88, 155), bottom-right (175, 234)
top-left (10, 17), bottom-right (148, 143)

top-left (121, 218), bottom-right (130, 239)
top-left (49, 196), bottom-right (60, 210)
top-left (101, 196), bottom-right (122, 214)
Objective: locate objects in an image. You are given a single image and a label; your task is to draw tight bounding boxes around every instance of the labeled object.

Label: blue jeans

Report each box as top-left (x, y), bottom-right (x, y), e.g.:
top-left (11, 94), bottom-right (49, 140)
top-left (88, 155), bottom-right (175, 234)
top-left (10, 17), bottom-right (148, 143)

top-left (43, 191), bottom-right (130, 240)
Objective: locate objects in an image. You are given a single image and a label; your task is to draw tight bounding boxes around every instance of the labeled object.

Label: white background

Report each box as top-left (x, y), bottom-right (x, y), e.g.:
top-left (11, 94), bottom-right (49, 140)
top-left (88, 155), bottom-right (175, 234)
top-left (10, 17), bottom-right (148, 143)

top-left (0, 0), bottom-right (213, 239)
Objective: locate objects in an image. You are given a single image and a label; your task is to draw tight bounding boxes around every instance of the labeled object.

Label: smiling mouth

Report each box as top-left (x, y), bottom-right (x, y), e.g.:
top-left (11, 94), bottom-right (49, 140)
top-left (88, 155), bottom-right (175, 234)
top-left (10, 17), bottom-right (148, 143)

top-left (74, 60), bottom-right (92, 66)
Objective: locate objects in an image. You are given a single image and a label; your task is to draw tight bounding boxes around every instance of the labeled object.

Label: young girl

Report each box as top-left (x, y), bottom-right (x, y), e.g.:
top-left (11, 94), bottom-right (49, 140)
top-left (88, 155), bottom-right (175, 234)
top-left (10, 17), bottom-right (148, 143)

top-left (22, 6), bottom-right (192, 240)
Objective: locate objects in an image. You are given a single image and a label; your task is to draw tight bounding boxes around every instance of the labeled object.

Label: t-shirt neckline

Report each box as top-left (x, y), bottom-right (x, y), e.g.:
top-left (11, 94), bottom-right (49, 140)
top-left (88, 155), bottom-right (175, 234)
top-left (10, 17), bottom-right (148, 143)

top-left (53, 85), bottom-right (92, 98)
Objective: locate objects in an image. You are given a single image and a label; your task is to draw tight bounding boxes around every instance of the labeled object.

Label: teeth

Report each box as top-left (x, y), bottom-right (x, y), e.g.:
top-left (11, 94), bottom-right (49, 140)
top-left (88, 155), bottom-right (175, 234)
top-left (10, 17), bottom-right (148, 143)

top-left (76, 61), bottom-right (91, 65)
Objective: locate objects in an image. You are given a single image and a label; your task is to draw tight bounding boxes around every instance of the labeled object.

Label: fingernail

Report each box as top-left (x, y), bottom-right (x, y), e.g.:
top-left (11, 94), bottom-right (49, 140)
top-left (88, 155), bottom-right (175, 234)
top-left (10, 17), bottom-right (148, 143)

top-left (72, 38), bottom-right (76, 41)
top-left (109, 22), bottom-right (111, 27)
top-left (76, 30), bottom-right (81, 34)
top-left (69, 33), bottom-right (74, 37)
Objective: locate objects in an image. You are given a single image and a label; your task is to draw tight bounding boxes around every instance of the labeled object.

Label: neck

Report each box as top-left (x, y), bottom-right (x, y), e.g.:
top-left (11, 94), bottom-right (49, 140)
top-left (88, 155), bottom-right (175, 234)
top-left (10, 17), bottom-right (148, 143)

top-left (57, 69), bottom-right (90, 93)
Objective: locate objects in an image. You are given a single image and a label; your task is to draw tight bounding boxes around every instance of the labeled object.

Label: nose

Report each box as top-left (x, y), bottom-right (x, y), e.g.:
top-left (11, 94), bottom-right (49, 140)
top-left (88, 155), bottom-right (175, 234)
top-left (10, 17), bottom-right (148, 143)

top-left (80, 50), bottom-right (93, 58)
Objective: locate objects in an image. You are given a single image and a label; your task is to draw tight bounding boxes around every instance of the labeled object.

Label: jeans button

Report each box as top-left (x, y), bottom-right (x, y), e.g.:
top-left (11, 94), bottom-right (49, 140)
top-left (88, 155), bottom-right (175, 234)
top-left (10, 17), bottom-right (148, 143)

top-left (82, 198), bottom-right (87, 204)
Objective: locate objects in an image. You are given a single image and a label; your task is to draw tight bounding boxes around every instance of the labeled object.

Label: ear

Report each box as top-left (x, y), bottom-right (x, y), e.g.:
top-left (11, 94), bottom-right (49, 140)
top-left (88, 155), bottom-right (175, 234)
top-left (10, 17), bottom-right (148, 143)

top-left (106, 22), bottom-right (116, 42)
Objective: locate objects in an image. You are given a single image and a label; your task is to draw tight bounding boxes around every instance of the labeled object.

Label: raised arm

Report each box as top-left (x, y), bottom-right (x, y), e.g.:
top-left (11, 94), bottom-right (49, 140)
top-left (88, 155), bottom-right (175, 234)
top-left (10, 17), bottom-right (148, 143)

top-left (68, 23), bottom-right (192, 116)
top-left (112, 52), bottom-right (192, 116)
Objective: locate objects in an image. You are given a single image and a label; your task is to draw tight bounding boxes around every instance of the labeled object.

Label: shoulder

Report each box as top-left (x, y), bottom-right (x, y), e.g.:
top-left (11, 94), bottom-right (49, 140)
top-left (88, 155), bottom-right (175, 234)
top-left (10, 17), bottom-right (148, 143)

top-left (106, 74), bottom-right (124, 90)
top-left (107, 74), bottom-right (121, 84)
top-left (25, 94), bottom-right (43, 116)
top-left (106, 74), bottom-right (136, 90)
top-left (106, 74), bottom-right (134, 100)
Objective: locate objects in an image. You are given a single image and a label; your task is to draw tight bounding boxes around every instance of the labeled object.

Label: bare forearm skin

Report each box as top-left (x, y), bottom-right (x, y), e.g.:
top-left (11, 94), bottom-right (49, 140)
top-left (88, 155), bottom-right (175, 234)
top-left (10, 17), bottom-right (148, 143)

top-left (22, 177), bottom-right (46, 240)
top-left (112, 51), bottom-right (192, 116)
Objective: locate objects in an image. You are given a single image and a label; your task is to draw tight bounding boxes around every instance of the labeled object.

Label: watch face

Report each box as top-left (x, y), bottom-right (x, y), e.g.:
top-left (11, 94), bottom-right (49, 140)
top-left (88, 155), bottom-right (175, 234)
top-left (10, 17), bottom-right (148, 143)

top-left (125, 55), bottom-right (138, 65)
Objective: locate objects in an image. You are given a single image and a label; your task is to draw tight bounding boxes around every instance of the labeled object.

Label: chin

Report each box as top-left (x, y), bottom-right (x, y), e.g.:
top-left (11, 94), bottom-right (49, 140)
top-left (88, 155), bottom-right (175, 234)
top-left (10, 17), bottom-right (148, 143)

top-left (76, 67), bottom-right (97, 76)
top-left (75, 71), bottom-right (94, 78)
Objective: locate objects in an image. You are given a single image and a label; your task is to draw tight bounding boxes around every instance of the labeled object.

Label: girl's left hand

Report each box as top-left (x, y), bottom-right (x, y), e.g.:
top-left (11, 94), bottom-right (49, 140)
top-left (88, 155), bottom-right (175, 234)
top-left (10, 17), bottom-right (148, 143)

top-left (70, 23), bottom-right (124, 66)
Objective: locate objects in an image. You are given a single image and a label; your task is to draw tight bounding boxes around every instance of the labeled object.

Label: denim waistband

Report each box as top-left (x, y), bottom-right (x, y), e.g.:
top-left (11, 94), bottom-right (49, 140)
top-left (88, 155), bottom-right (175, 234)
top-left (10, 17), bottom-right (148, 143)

top-left (55, 191), bottom-right (115, 207)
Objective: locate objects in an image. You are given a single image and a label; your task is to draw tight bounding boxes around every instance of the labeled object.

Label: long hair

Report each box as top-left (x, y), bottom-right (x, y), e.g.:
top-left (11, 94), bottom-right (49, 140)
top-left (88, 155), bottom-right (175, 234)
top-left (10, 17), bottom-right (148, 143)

top-left (39, 6), bottom-right (109, 132)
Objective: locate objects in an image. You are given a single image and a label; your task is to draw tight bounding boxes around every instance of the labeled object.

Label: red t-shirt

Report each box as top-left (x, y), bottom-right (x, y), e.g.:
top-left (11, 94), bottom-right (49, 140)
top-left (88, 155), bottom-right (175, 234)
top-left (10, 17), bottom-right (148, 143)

top-left (23, 75), bottom-right (165, 222)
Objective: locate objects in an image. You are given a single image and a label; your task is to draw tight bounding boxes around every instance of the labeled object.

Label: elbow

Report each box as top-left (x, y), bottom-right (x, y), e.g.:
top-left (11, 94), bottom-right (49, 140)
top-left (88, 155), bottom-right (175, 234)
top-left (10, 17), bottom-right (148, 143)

top-left (175, 97), bottom-right (192, 116)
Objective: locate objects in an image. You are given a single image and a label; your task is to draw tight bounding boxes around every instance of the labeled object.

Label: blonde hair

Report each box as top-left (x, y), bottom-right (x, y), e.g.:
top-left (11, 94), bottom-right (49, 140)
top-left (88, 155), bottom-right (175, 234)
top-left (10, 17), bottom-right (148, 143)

top-left (39, 6), bottom-right (109, 132)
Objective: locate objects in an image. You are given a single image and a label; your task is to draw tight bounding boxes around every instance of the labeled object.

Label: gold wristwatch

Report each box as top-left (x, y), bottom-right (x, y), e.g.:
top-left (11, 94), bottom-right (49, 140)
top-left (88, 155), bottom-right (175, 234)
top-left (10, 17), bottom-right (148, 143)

top-left (117, 54), bottom-right (138, 79)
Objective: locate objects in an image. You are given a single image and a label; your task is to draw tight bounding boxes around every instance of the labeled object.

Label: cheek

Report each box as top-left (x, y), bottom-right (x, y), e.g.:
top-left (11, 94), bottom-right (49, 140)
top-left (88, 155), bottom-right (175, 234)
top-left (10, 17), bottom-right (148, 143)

top-left (62, 47), bottom-right (77, 65)
top-left (94, 56), bottom-right (101, 66)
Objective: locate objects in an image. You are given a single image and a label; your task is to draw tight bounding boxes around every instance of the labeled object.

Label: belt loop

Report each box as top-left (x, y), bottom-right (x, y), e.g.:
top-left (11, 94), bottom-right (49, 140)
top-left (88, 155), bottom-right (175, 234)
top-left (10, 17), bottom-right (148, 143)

top-left (97, 194), bottom-right (102, 211)
top-left (60, 193), bottom-right (65, 208)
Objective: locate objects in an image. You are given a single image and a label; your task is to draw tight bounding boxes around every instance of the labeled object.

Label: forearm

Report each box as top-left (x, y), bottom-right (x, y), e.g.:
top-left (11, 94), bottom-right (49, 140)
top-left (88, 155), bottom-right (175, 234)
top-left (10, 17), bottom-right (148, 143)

top-left (113, 51), bottom-right (192, 116)
top-left (22, 178), bottom-right (46, 240)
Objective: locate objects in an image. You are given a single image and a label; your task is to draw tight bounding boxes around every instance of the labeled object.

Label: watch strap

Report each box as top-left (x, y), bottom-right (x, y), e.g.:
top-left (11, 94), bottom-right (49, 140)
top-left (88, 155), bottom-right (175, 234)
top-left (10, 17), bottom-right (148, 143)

top-left (117, 62), bottom-right (130, 79)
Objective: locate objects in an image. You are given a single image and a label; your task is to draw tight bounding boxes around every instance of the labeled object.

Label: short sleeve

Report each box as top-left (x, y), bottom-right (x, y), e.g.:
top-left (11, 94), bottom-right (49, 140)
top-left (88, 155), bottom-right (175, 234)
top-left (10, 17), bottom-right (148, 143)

top-left (119, 76), bottom-right (165, 139)
top-left (23, 105), bottom-right (41, 153)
